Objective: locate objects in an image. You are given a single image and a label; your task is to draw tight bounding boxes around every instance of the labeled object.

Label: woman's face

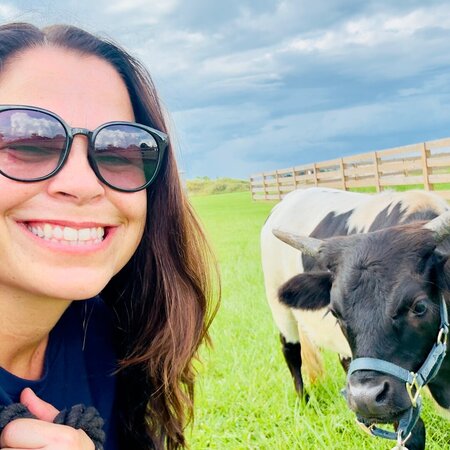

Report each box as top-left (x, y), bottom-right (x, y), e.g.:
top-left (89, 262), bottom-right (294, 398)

top-left (0, 46), bottom-right (147, 301)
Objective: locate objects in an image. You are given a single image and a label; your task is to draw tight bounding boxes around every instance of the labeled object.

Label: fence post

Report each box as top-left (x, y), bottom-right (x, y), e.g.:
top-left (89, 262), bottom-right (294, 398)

top-left (262, 173), bottom-right (267, 200)
top-left (292, 167), bottom-right (297, 191)
top-left (313, 163), bottom-right (318, 187)
top-left (339, 158), bottom-right (346, 191)
top-left (275, 170), bottom-right (281, 200)
top-left (373, 151), bottom-right (381, 192)
top-left (421, 143), bottom-right (431, 191)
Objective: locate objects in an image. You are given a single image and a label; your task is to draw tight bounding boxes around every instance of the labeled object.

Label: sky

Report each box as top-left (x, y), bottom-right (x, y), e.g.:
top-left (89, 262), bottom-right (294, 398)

top-left (2, 1), bottom-right (450, 180)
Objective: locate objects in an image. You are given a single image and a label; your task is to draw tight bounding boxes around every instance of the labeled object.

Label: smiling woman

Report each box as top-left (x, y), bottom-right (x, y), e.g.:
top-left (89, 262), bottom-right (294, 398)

top-left (0, 22), bottom-right (218, 450)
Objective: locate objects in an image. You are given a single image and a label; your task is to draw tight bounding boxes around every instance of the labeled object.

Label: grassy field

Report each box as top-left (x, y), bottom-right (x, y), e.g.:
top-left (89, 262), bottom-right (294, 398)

top-left (188, 191), bottom-right (449, 450)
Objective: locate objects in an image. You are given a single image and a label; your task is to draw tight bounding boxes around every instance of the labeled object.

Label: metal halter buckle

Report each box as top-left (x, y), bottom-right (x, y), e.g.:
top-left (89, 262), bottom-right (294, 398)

top-left (437, 327), bottom-right (448, 345)
top-left (405, 373), bottom-right (421, 407)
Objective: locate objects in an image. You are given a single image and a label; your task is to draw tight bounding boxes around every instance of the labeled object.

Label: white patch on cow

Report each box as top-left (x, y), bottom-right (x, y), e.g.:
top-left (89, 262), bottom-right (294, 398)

top-left (267, 187), bottom-right (368, 236)
top-left (291, 308), bottom-right (351, 356)
top-left (346, 190), bottom-right (450, 233)
top-left (346, 191), bottom-right (401, 232)
top-left (261, 224), bottom-right (302, 343)
top-left (400, 190), bottom-right (450, 216)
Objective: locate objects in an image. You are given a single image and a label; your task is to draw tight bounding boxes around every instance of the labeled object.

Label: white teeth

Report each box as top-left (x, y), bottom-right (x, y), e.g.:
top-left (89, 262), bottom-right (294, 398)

top-left (63, 227), bottom-right (78, 241)
top-left (43, 224), bottom-right (52, 239)
top-left (53, 226), bottom-right (63, 239)
top-left (78, 228), bottom-right (91, 241)
top-left (27, 223), bottom-right (106, 245)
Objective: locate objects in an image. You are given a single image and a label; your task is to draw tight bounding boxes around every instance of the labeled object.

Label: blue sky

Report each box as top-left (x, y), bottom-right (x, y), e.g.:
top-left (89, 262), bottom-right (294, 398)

top-left (2, 1), bottom-right (450, 179)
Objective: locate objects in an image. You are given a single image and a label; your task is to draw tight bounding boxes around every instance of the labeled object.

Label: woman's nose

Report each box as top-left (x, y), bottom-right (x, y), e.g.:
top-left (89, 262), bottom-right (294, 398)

top-left (46, 135), bottom-right (106, 203)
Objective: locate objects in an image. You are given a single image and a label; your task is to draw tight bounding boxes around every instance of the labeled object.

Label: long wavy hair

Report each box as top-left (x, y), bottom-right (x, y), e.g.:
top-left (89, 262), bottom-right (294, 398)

top-left (0, 22), bottom-right (219, 450)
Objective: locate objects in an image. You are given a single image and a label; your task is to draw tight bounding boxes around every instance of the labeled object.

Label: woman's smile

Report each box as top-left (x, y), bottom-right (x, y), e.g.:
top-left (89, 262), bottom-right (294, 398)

top-left (18, 219), bottom-right (117, 251)
top-left (26, 222), bottom-right (105, 244)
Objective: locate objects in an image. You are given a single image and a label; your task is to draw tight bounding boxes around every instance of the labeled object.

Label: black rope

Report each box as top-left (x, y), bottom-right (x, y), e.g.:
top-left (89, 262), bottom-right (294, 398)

top-left (0, 403), bottom-right (105, 450)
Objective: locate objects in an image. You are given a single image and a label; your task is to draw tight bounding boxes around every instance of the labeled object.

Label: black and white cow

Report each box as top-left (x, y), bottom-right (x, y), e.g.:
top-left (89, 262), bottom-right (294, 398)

top-left (261, 187), bottom-right (450, 450)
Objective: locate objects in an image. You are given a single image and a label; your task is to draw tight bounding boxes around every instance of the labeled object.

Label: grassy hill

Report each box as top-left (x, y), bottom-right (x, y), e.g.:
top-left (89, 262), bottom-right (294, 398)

top-left (186, 177), bottom-right (250, 196)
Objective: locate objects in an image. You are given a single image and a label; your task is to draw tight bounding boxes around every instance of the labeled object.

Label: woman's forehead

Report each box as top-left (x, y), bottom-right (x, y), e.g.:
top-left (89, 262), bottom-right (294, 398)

top-left (0, 45), bottom-right (135, 127)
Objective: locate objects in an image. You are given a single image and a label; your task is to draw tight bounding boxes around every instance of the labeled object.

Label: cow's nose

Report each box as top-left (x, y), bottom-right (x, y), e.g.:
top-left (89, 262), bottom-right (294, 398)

top-left (346, 373), bottom-right (392, 417)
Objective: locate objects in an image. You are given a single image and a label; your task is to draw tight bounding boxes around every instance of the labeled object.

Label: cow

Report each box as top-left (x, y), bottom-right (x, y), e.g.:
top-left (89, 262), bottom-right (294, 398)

top-left (261, 187), bottom-right (450, 450)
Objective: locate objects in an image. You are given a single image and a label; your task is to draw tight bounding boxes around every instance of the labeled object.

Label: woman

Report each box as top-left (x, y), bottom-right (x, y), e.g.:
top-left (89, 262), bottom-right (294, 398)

top-left (0, 22), bottom-right (218, 449)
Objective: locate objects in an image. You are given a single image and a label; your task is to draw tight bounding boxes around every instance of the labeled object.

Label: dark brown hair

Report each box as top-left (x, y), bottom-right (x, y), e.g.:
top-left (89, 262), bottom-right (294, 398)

top-left (0, 22), bottom-right (219, 449)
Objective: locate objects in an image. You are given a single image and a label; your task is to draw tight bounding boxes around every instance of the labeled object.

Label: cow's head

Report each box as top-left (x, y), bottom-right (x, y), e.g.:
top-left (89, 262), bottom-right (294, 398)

top-left (274, 212), bottom-right (450, 423)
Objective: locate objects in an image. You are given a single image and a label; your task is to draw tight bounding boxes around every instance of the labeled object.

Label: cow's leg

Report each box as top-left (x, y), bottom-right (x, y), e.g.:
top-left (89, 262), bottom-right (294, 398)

top-left (264, 278), bottom-right (306, 395)
top-left (280, 334), bottom-right (304, 396)
top-left (394, 417), bottom-right (425, 450)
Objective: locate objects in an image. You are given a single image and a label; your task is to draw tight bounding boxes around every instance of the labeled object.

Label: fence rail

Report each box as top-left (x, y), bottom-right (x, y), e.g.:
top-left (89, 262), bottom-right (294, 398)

top-left (250, 137), bottom-right (450, 201)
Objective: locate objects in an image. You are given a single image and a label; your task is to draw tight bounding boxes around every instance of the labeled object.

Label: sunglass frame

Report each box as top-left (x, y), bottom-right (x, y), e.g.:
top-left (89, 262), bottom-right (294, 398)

top-left (0, 105), bottom-right (169, 192)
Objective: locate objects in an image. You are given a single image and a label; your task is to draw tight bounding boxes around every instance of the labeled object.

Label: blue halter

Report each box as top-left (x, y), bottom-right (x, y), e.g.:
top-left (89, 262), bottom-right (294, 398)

top-left (344, 295), bottom-right (449, 446)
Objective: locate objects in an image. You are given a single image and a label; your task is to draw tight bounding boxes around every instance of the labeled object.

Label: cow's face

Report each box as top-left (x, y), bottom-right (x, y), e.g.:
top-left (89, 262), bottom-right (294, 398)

top-left (278, 225), bottom-right (447, 422)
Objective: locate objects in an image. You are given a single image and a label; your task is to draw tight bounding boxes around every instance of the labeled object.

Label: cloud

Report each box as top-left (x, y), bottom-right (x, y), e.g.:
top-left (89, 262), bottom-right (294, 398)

top-left (105, 0), bottom-right (178, 15)
top-left (283, 5), bottom-right (450, 54)
top-left (9, 112), bottom-right (63, 138)
top-left (0, 3), bottom-right (21, 20)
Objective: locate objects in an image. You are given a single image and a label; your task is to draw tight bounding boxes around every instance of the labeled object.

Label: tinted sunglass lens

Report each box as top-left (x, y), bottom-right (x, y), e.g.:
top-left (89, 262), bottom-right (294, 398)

top-left (0, 109), bottom-right (66, 180)
top-left (94, 124), bottom-right (160, 191)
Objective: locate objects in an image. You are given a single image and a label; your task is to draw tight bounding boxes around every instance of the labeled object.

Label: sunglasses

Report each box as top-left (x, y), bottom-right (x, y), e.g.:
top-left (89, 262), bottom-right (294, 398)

top-left (0, 105), bottom-right (168, 192)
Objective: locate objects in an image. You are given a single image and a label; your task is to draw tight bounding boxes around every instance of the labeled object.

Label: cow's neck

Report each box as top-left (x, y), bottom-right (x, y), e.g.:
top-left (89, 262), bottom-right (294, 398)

top-left (428, 346), bottom-right (450, 411)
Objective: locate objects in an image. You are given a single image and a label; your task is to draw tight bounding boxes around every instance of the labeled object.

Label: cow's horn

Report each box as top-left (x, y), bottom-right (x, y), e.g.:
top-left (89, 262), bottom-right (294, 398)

top-left (272, 229), bottom-right (323, 256)
top-left (423, 210), bottom-right (450, 242)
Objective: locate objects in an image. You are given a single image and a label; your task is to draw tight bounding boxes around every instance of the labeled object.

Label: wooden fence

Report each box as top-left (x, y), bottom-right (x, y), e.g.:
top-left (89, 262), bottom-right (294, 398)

top-left (250, 137), bottom-right (450, 201)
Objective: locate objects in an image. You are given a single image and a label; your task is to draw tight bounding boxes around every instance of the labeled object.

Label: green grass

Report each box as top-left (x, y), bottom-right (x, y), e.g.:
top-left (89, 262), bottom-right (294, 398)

top-left (188, 191), bottom-right (449, 449)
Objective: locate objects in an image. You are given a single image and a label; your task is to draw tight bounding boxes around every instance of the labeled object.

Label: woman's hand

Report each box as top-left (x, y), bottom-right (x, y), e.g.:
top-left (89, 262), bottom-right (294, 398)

top-left (0, 388), bottom-right (94, 449)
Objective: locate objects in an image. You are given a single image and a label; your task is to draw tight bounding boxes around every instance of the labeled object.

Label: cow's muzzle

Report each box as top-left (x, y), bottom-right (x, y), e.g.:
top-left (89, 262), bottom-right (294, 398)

top-left (345, 371), bottom-right (410, 421)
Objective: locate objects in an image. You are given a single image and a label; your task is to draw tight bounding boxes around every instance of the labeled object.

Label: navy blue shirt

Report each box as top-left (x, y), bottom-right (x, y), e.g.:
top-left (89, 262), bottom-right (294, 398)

top-left (0, 297), bottom-right (118, 450)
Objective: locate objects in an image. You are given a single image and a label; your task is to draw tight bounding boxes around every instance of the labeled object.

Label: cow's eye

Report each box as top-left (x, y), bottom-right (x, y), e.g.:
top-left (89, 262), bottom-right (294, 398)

top-left (411, 300), bottom-right (428, 317)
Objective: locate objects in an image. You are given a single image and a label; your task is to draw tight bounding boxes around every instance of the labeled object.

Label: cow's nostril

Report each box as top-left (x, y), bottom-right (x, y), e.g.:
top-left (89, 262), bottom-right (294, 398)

top-left (375, 381), bottom-right (390, 404)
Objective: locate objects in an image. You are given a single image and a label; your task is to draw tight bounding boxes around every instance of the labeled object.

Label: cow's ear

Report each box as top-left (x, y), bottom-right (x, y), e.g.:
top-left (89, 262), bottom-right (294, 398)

top-left (278, 272), bottom-right (331, 310)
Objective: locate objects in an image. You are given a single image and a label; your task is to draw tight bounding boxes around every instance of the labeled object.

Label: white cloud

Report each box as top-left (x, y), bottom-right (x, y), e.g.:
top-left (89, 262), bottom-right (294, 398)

top-left (0, 3), bottom-right (21, 20)
top-left (284, 5), bottom-right (450, 54)
top-left (106, 0), bottom-right (178, 15)
top-left (9, 112), bottom-right (63, 138)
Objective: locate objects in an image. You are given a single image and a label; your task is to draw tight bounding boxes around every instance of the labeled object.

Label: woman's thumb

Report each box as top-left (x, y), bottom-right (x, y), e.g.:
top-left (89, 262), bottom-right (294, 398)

top-left (20, 387), bottom-right (59, 422)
